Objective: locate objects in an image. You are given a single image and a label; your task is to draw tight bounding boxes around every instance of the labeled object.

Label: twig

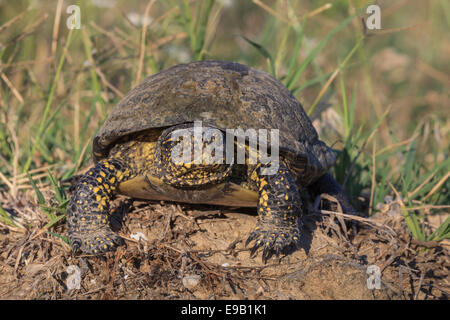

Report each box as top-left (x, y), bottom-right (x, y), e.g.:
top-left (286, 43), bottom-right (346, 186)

top-left (135, 0), bottom-right (156, 86)
top-left (89, 21), bottom-right (131, 54)
top-left (7, 121), bottom-right (19, 197)
top-left (383, 0), bottom-right (409, 17)
top-left (305, 4), bottom-right (333, 19)
top-left (376, 136), bottom-right (416, 158)
top-left (411, 239), bottom-right (441, 248)
top-left (404, 205), bottom-right (450, 211)
top-left (0, 9), bottom-right (28, 33)
top-left (0, 171), bottom-right (14, 192)
top-left (51, 0), bottom-right (64, 56)
top-left (423, 171), bottom-right (450, 201)
top-left (15, 172), bottom-right (48, 185)
top-left (74, 138), bottom-right (91, 173)
top-left (252, 0), bottom-right (290, 24)
top-left (13, 164), bottom-right (60, 180)
top-left (150, 32), bottom-right (187, 51)
top-left (369, 140), bottom-right (376, 216)
top-left (3, 57), bottom-right (53, 69)
top-left (407, 166), bottom-right (439, 199)
top-left (3, 13), bottom-right (48, 48)
top-left (14, 245), bottom-right (24, 277)
top-left (313, 209), bottom-right (397, 237)
top-left (417, 60), bottom-right (450, 86)
top-left (368, 21), bottom-right (431, 36)
top-left (0, 72), bottom-right (24, 104)
top-left (94, 66), bottom-right (124, 97)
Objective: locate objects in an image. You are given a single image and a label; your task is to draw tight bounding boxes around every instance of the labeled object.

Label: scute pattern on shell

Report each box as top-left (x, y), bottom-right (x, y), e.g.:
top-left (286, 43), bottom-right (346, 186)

top-left (93, 60), bottom-right (335, 184)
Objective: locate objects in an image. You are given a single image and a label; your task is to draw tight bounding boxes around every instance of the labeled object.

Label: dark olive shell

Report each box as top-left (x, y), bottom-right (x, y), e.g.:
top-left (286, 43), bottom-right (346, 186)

top-left (93, 61), bottom-right (335, 183)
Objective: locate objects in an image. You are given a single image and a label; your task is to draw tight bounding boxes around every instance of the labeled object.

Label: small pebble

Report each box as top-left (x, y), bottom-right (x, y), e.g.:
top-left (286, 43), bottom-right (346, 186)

top-left (66, 265), bottom-right (81, 290)
top-left (130, 232), bottom-right (148, 241)
top-left (182, 275), bottom-right (201, 290)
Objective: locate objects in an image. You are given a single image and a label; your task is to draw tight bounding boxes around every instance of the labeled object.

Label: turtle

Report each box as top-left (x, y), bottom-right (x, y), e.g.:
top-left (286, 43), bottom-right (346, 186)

top-left (67, 60), bottom-right (355, 262)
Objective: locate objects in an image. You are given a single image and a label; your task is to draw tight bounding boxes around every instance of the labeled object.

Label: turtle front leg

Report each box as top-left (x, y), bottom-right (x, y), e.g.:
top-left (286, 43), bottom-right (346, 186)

top-left (67, 158), bottom-right (134, 254)
top-left (246, 162), bottom-right (302, 262)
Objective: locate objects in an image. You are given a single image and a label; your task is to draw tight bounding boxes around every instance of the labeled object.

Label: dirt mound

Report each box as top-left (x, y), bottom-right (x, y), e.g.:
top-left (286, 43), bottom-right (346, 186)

top-left (0, 192), bottom-right (448, 300)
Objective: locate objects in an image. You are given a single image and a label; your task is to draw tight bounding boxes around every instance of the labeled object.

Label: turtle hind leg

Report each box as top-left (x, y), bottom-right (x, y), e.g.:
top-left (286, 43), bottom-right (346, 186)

top-left (67, 158), bottom-right (133, 254)
top-left (308, 172), bottom-right (356, 214)
top-left (246, 162), bottom-right (303, 263)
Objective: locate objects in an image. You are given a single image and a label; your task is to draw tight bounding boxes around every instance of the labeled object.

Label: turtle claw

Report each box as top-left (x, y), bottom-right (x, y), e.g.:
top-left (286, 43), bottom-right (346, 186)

top-left (71, 239), bottom-right (81, 254)
top-left (274, 246), bottom-right (281, 259)
top-left (246, 226), bottom-right (300, 263)
top-left (245, 231), bottom-right (258, 248)
top-left (250, 241), bottom-right (260, 258)
top-left (262, 245), bottom-right (274, 263)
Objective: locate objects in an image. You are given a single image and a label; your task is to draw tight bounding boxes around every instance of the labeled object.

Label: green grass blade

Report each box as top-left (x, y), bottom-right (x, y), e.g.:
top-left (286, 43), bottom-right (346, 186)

top-left (290, 69), bottom-right (334, 94)
top-left (401, 208), bottom-right (423, 241)
top-left (284, 21), bottom-right (306, 87)
top-left (340, 75), bottom-right (358, 138)
top-left (27, 173), bottom-right (46, 206)
top-left (427, 217), bottom-right (450, 241)
top-left (43, 213), bottom-right (66, 230)
top-left (81, 27), bottom-right (105, 117)
top-left (348, 84), bottom-right (357, 135)
top-left (47, 170), bottom-right (66, 205)
top-left (307, 36), bottom-right (364, 117)
top-left (340, 72), bottom-right (349, 136)
top-left (408, 158), bottom-right (450, 199)
top-left (46, 230), bottom-right (70, 244)
top-left (27, 172), bottom-right (56, 221)
top-left (22, 29), bottom-right (74, 173)
top-left (238, 35), bottom-right (276, 77)
top-left (0, 206), bottom-right (17, 228)
top-left (275, 25), bottom-right (291, 75)
top-left (286, 11), bottom-right (358, 90)
top-left (193, 0), bottom-right (214, 60)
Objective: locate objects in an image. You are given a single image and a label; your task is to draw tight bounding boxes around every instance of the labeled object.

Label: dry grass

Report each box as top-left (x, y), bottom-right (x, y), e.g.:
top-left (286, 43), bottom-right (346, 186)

top-left (0, 190), bottom-right (448, 299)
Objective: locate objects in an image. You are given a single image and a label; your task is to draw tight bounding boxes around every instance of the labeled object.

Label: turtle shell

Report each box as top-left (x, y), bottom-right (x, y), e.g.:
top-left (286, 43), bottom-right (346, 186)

top-left (93, 60), bottom-right (335, 184)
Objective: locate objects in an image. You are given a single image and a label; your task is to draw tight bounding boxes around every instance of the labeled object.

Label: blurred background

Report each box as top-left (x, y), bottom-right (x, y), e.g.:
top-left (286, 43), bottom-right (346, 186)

top-left (0, 0), bottom-right (448, 217)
